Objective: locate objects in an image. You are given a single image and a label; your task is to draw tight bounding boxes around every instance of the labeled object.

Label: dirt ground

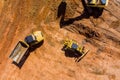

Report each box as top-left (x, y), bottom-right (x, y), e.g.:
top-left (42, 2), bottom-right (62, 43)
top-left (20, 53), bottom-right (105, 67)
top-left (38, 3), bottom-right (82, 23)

top-left (0, 0), bottom-right (120, 80)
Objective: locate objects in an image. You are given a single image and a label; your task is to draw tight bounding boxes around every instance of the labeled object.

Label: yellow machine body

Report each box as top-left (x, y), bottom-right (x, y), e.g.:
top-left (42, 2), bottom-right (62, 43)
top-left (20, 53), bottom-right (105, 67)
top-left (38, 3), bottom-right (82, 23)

top-left (85, 0), bottom-right (109, 8)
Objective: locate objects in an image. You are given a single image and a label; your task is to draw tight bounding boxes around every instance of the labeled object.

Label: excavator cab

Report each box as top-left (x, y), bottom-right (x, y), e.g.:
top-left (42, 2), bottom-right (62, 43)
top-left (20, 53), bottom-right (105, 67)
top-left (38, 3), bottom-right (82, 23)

top-left (83, 0), bottom-right (109, 18)
top-left (85, 0), bottom-right (109, 7)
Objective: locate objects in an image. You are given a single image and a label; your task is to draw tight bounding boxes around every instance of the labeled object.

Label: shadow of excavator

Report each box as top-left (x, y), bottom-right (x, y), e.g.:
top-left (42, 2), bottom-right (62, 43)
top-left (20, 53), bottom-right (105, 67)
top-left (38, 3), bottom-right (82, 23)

top-left (57, 0), bottom-right (67, 27)
top-left (57, 0), bottom-right (104, 27)
top-left (12, 40), bottom-right (44, 69)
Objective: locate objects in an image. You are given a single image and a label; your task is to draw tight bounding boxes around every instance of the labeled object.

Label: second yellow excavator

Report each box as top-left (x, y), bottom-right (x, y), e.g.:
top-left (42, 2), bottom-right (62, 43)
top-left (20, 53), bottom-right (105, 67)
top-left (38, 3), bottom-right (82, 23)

top-left (62, 39), bottom-right (89, 61)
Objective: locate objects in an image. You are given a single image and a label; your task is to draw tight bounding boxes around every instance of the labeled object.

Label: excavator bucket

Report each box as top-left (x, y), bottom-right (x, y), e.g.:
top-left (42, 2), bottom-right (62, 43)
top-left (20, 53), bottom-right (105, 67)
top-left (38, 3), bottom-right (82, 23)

top-left (75, 49), bottom-right (89, 62)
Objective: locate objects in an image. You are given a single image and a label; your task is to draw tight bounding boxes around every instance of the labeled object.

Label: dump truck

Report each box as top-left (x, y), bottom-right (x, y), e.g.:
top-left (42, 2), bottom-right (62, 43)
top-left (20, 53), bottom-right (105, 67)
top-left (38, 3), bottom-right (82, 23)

top-left (85, 0), bottom-right (109, 7)
top-left (9, 31), bottom-right (44, 64)
top-left (62, 39), bottom-right (89, 61)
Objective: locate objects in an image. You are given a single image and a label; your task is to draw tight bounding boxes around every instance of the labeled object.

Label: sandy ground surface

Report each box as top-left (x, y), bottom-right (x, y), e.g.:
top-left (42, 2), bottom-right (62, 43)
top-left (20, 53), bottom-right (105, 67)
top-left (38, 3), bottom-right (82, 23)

top-left (0, 0), bottom-right (120, 80)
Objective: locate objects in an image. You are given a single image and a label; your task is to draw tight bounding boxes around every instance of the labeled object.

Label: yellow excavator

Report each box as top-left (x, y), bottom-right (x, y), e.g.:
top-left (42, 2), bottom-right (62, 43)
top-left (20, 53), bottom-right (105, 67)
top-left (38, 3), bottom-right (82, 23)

top-left (85, 0), bottom-right (109, 7)
top-left (83, 0), bottom-right (109, 18)
top-left (9, 31), bottom-right (44, 64)
top-left (63, 39), bottom-right (89, 61)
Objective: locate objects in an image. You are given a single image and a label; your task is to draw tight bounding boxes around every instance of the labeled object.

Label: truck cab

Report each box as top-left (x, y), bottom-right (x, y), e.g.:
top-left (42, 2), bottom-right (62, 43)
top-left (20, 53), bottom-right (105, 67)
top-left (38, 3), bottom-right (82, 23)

top-left (25, 31), bottom-right (44, 46)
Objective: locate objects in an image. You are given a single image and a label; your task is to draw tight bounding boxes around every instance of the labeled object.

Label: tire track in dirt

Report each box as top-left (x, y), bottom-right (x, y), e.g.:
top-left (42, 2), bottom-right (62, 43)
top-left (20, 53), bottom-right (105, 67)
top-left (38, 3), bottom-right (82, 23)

top-left (105, 1), bottom-right (120, 19)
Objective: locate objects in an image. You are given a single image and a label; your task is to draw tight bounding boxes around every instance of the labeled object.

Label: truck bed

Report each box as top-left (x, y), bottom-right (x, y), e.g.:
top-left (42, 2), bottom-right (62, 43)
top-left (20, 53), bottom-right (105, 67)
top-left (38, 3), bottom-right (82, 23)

top-left (9, 41), bottom-right (29, 64)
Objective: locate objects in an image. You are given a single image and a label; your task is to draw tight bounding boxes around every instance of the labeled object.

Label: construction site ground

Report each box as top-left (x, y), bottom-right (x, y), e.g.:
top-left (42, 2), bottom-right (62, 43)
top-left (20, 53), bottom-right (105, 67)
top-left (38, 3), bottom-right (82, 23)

top-left (0, 0), bottom-right (120, 80)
